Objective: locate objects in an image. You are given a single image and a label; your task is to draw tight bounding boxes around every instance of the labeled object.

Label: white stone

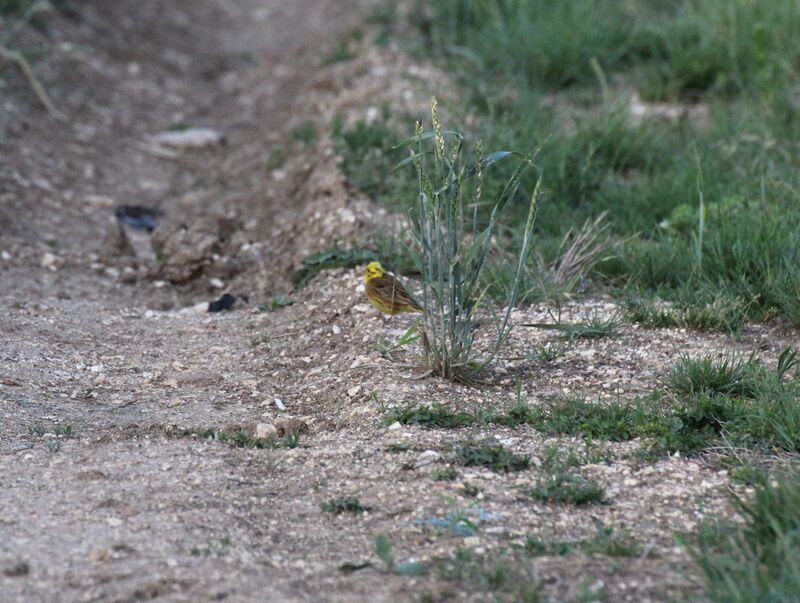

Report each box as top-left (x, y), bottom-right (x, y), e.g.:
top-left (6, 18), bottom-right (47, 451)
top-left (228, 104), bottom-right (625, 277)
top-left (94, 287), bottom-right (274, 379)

top-left (155, 128), bottom-right (224, 149)
top-left (347, 385), bottom-right (361, 398)
top-left (415, 450), bottom-right (441, 468)
top-left (40, 252), bottom-right (60, 270)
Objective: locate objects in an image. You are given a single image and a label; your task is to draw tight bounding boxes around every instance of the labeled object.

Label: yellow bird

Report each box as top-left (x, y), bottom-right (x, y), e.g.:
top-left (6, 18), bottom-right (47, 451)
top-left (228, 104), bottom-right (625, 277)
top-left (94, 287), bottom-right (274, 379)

top-left (364, 261), bottom-right (424, 315)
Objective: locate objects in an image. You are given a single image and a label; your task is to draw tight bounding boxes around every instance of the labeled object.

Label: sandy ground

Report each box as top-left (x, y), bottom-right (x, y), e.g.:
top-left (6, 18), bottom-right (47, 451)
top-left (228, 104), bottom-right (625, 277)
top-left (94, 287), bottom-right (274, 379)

top-left (2, 2), bottom-right (797, 602)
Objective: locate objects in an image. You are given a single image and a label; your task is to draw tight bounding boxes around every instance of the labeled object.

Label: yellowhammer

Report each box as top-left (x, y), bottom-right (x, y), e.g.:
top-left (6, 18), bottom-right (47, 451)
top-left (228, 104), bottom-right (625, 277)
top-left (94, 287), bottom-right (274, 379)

top-left (364, 261), bottom-right (424, 315)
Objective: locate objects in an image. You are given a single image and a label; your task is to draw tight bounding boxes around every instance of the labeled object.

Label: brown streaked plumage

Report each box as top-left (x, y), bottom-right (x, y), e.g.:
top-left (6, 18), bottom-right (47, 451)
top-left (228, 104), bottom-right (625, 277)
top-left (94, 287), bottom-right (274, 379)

top-left (364, 261), bottom-right (424, 315)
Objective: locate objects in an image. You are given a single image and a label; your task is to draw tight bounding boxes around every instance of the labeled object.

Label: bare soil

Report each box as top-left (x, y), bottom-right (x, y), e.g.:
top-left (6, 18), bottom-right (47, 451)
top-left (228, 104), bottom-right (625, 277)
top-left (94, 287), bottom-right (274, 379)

top-left (1, 2), bottom-right (795, 602)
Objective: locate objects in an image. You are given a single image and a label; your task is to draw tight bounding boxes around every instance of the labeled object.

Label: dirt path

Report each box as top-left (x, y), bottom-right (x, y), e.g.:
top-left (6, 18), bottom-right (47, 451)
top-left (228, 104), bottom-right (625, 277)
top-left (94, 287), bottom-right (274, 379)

top-left (0, 2), bottom-right (395, 601)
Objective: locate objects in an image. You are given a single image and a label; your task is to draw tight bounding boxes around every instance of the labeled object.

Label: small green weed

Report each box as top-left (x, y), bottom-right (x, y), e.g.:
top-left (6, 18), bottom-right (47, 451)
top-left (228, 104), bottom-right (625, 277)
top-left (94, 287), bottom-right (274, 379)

top-left (291, 121), bottom-right (317, 148)
top-left (374, 534), bottom-right (426, 576)
top-left (431, 466), bottom-right (458, 481)
top-left (526, 523), bottom-right (640, 558)
top-left (530, 395), bottom-right (660, 442)
top-left (455, 442), bottom-right (530, 472)
top-left (730, 464), bottom-right (769, 487)
top-left (191, 536), bottom-right (230, 557)
top-left (375, 324), bottom-right (420, 356)
top-left (528, 341), bottom-right (569, 362)
top-left (624, 295), bottom-right (748, 335)
top-left (435, 548), bottom-right (541, 603)
top-left (255, 296), bottom-right (293, 312)
top-left (321, 497), bottom-right (370, 515)
top-left (264, 146), bottom-right (286, 171)
top-left (523, 313), bottom-right (622, 340)
top-left (54, 425), bottom-right (73, 438)
top-left (168, 427), bottom-right (296, 450)
top-left (385, 402), bottom-right (475, 429)
top-left (461, 482), bottom-right (480, 498)
top-left (322, 30), bottom-right (363, 66)
top-left (529, 446), bottom-right (606, 505)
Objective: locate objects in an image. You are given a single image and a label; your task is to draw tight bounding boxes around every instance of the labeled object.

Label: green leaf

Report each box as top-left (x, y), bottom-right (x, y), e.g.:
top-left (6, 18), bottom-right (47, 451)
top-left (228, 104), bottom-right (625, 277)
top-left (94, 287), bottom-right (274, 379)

top-left (374, 533), bottom-right (394, 567)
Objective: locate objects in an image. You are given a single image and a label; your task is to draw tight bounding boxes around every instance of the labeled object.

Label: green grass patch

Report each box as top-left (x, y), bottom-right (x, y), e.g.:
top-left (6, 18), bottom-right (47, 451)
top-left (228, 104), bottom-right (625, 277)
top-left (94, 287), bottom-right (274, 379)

top-left (322, 30), bottom-right (363, 66)
top-left (688, 473), bottom-right (800, 602)
top-left (384, 402), bottom-right (475, 429)
top-left (529, 446), bottom-right (606, 506)
top-left (396, 0), bottom-right (800, 327)
top-left (291, 120), bottom-right (317, 149)
top-left (431, 466), bottom-right (458, 481)
top-left (623, 295), bottom-right (749, 335)
top-left (434, 548), bottom-right (541, 603)
top-left (332, 113), bottom-right (417, 210)
top-left (522, 313), bottom-right (622, 340)
top-left (166, 427), bottom-right (298, 450)
top-left (455, 442), bottom-right (530, 472)
top-left (321, 497), bottom-right (371, 515)
top-left (526, 524), bottom-right (641, 558)
top-left (529, 395), bottom-right (660, 442)
top-left (0, 0), bottom-right (26, 16)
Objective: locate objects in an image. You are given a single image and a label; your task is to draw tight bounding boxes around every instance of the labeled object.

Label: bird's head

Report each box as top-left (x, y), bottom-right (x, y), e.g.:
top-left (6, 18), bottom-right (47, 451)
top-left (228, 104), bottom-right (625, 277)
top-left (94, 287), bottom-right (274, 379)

top-left (365, 261), bottom-right (384, 281)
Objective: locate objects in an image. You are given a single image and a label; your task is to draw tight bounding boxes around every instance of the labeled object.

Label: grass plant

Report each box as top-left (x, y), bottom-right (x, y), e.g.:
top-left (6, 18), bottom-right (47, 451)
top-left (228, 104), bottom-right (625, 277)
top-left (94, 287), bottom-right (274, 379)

top-left (404, 98), bottom-right (541, 381)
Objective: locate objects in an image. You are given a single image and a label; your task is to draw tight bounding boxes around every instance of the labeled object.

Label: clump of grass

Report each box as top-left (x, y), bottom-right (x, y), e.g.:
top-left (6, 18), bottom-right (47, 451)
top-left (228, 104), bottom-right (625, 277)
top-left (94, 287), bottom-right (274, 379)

top-left (167, 427), bottom-right (297, 450)
top-left (526, 524), bottom-right (640, 558)
top-left (321, 497), bottom-right (371, 515)
top-left (404, 98), bottom-right (541, 382)
top-left (191, 537), bottom-right (230, 558)
top-left (374, 534), bottom-right (426, 576)
top-left (530, 395), bottom-right (660, 442)
top-left (623, 295), bottom-right (749, 335)
top-left (322, 30), bottom-right (362, 66)
top-left (529, 446), bottom-right (605, 506)
top-left (660, 349), bottom-right (800, 454)
top-left (522, 312), bottom-right (622, 340)
top-left (455, 442), bottom-right (530, 472)
top-left (384, 402), bottom-right (475, 429)
top-left (54, 425), bottom-right (73, 438)
top-left (729, 464), bottom-right (769, 487)
top-left (489, 395), bottom-right (537, 428)
top-left (291, 120), bottom-right (317, 148)
top-left (688, 473), bottom-right (800, 602)
top-left (528, 341), bottom-right (569, 362)
top-left (0, 0), bottom-right (26, 17)
top-left (431, 466), bottom-right (458, 481)
top-left (435, 548), bottom-right (541, 602)
top-left (461, 481), bottom-right (480, 498)
top-left (669, 353), bottom-right (765, 399)
top-left (263, 146), bottom-right (286, 171)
